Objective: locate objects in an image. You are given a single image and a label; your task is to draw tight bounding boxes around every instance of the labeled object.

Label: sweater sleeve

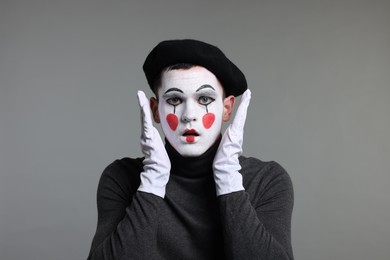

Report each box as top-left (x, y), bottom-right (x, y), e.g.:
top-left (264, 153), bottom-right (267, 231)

top-left (87, 159), bottom-right (163, 260)
top-left (218, 160), bottom-right (294, 260)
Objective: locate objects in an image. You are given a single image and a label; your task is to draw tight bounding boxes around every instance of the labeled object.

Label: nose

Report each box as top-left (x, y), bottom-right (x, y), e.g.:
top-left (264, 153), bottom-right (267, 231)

top-left (181, 101), bottom-right (197, 123)
top-left (182, 114), bottom-right (196, 123)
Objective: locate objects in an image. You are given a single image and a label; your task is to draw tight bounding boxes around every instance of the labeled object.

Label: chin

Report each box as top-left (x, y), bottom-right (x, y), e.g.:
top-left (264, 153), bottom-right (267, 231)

top-left (175, 145), bottom-right (208, 157)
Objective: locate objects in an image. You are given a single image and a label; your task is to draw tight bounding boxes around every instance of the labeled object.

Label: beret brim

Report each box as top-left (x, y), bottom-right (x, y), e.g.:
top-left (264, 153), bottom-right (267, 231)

top-left (143, 39), bottom-right (247, 97)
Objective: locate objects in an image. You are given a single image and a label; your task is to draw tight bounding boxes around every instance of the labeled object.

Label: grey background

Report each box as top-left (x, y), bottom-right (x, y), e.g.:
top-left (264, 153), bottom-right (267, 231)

top-left (1, 0), bottom-right (389, 259)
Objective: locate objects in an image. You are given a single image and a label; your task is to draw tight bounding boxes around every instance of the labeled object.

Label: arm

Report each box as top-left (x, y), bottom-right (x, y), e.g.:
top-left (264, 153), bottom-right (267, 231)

top-left (87, 91), bottom-right (170, 259)
top-left (219, 162), bottom-right (294, 260)
top-left (213, 89), bottom-right (294, 259)
top-left (87, 166), bottom-right (164, 260)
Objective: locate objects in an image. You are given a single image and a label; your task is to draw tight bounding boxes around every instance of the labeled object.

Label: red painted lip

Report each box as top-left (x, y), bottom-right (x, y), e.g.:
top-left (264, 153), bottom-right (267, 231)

top-left (183, 129), bottom-right (199, 136)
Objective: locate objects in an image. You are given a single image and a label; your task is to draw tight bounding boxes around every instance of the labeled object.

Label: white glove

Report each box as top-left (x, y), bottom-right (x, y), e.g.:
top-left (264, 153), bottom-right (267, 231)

top-left (137, 91), bottom-right (171, 198)
top-left (213, 89), bottom-right (251, 196)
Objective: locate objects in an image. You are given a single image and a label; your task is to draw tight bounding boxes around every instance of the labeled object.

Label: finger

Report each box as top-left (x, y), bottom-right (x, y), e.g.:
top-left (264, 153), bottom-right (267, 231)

top-left (137, 90), bottom-right (149, 108)
top-left (231, 89), bottom-right (251, 133)
top-left (137, 90), bottom-right (154, 139)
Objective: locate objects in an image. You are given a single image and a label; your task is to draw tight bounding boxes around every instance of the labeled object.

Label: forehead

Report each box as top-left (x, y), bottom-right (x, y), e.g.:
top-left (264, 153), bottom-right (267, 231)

top-left (158, 66), bottom-right (224, 96)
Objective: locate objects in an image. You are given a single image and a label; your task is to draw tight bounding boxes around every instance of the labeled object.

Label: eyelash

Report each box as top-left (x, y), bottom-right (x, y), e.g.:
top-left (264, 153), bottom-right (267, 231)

top-left (166, 97), bottom-right (182, 106)
top-left (166, 96), bottom-right (215, 107)
top-left (198, 96), bottom-right (215, 106)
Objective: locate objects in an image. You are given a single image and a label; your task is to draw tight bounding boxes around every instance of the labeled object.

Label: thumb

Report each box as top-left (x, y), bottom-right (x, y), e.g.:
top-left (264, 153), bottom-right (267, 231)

top-left (230, 89), bottom-right (251, 134)
top-left (137, 90), bottom-right (154, 139)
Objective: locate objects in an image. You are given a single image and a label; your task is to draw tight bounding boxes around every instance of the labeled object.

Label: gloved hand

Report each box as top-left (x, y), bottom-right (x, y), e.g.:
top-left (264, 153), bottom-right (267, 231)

top-left (213, 89), bottom-right (251, 196)
top-left (137, 91), bottom-right (171, 198)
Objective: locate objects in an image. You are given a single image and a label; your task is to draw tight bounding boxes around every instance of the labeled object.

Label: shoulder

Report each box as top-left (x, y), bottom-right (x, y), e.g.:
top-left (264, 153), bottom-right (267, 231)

top-left (239, 156), bottom-right (290, 181)
top-left (239, 156), bottom-right (293, 201)
top-left (98, 157), bottom-right (144, 198)
top-left (102, 157), bottom-right (144, 179)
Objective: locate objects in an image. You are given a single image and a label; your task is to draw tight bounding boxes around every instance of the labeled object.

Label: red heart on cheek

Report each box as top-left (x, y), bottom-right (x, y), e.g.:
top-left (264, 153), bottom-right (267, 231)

top-left (166, 114), bottom-right (178, 131)
top-left (202, 113), bottom-right (215, 129)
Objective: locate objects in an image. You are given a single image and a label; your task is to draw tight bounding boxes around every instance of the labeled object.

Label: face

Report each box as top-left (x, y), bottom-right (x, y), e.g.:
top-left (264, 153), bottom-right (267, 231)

top-left (151, 66), bottom-right (234, 157)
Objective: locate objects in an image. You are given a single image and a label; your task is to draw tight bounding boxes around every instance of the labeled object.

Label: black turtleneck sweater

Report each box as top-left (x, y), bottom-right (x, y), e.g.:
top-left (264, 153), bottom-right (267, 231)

top-left (87, 141), bottom-right (294, 260)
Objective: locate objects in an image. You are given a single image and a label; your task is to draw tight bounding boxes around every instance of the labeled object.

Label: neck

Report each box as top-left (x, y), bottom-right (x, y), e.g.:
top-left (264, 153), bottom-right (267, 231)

top-left (165, 135), bottom-right (221, 178)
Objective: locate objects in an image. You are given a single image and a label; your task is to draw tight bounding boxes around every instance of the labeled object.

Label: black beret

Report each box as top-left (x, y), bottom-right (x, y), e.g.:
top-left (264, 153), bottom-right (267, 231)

top-left (143, 39), bottom-right (247, 97)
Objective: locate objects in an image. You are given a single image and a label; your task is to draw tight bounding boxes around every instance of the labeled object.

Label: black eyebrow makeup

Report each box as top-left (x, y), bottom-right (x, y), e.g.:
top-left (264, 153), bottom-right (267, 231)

top-left (164, 88), bottom-right (184, 95)
top-left (196, 84), bottom-right (215, 92)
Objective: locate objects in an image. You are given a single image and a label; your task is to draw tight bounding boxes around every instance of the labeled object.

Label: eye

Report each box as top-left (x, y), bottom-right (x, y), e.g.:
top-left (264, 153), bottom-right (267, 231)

top-left (198, 96), bottom-right (215, 106)
top-left (166, 97), bottom-right (182, 106)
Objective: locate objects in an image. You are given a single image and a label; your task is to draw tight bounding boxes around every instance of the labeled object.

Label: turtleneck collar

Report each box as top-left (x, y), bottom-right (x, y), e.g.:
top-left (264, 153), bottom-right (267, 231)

top-left (165, 135), bottom-right (221, 178)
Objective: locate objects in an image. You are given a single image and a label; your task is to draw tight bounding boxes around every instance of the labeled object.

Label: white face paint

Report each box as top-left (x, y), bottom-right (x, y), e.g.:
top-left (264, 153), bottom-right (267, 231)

top-left (157, 66), bottom-right (225, 157)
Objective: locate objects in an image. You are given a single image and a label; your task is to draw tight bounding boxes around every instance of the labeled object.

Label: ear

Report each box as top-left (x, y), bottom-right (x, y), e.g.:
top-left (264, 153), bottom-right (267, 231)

top-left (150, 97), bottom-right (160, 123)
top-left (222, 95), bottom-right (235, 122)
